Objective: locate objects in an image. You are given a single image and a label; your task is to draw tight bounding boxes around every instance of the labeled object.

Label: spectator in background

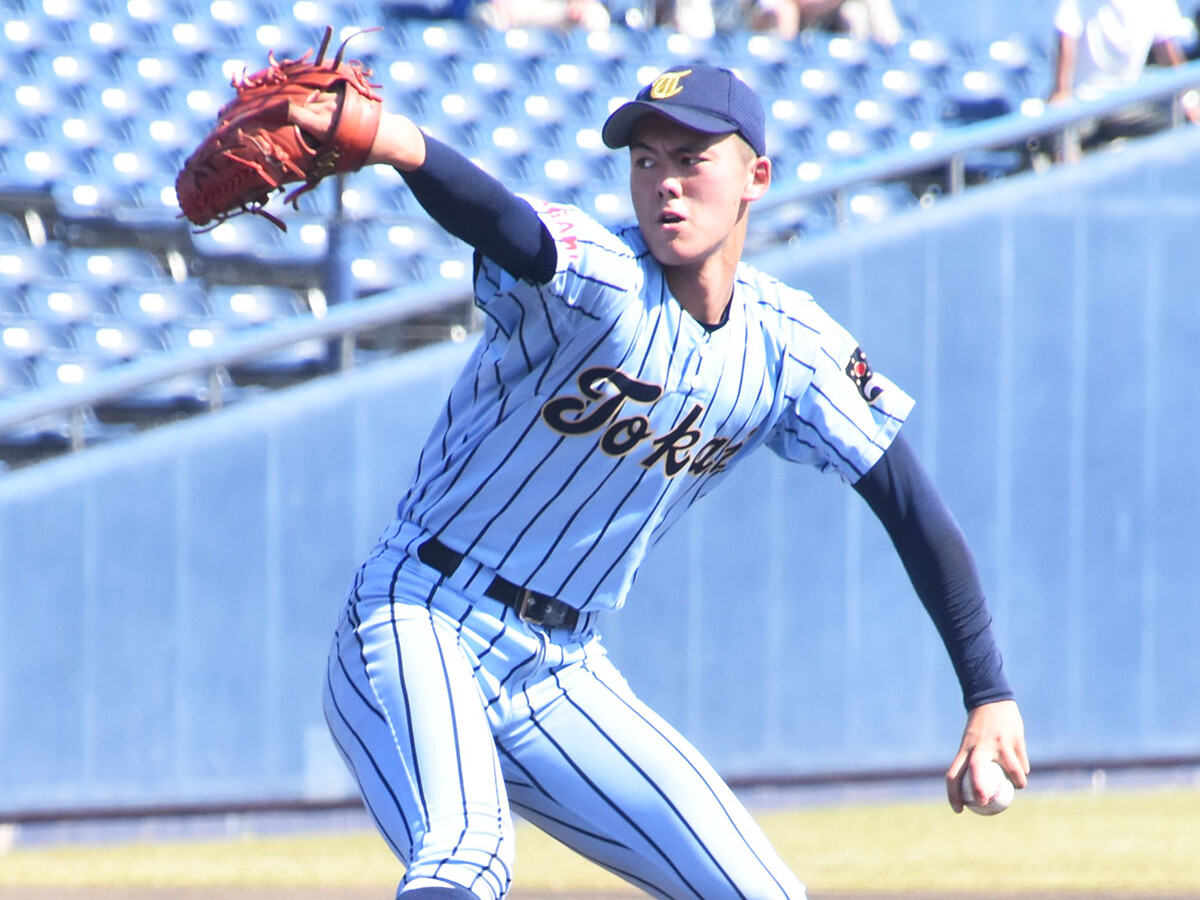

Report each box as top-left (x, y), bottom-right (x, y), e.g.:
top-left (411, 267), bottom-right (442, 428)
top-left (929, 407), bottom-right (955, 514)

top-left (469, 0), bottom-right (612, 30)
top-left (745, 0), bottom-right (901, 45)
top-left (650, 0), bottom-right (718, 38)
top-left (1049, 0), bottom-right (1200, 158)
top-left (387, 0), bottom-right (611, 28)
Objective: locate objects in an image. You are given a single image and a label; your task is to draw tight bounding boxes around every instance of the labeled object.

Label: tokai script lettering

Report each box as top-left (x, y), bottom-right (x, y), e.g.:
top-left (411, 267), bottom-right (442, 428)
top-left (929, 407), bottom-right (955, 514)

top-left (541, 366), bottom-right (749, 478)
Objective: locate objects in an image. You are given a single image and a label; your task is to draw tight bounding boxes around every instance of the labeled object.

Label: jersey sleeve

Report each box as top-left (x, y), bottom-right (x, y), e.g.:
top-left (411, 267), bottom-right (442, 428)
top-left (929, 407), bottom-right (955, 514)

top-left (765, 310), bottom-right (915, 482)
top-left (473, 199), bottom-right (643, 324)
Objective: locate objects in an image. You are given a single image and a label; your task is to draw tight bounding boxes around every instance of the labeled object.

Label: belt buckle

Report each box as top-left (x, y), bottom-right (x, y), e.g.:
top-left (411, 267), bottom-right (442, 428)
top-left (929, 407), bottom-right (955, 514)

top-left (517, 588), bottom-right (549, 626)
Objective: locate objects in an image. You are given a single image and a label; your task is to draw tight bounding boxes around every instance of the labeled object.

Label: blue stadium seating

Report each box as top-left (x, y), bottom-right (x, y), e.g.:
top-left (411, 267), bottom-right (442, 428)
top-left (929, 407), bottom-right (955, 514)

top-left (0, 318), bottom-right (74, 362)
top-left (206, 283), bottom-right (309, 329)
top-left (0, 354), bottom-right (36, 400)
top-left (0, 210), bottom-right (27, 245)
top-left (0, 1), bottom-right (1060, 420)
top-left (190, 211), bottom-right (331, 265)
top-left (25, 280), bottom-right (117, 325)
top-left (112, 278), bottom-right (211, 328)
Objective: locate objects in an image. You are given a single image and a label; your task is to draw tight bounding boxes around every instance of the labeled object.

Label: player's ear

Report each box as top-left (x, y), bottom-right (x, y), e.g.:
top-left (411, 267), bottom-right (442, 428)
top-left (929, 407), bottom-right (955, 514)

top-left (744, 155), bottom-right (771, 202)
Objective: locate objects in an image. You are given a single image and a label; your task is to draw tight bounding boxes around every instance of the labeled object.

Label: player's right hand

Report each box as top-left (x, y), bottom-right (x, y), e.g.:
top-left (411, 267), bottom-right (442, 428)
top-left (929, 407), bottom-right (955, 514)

top-left (945, 699), bottom-right (1029, 813)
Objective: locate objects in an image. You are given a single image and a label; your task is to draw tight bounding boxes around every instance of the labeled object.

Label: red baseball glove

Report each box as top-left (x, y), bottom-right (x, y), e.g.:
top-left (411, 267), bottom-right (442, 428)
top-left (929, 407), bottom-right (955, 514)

top-left (175, 26), bottom-right (382, 231)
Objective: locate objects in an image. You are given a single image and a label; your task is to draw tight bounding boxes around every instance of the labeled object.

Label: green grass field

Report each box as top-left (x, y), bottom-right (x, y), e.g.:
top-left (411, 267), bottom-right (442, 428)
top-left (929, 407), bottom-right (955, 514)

top-left (0, 786), bottom-right (1197, 895)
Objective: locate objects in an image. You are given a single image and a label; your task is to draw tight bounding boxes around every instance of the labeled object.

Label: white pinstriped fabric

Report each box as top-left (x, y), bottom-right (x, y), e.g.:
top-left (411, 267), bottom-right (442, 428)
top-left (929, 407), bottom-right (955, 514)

top-left (323, 200), bottom-right (912, 898)
top-left (397, 199), bottom-right (913, 613)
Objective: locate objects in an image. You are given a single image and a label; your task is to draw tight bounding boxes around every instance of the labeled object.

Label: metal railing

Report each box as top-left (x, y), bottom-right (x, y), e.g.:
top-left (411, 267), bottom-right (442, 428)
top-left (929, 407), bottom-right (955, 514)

top-left (3, 59), bottom-right (1199, 446)
top-left (754, 58), bottom-right (1200, 218)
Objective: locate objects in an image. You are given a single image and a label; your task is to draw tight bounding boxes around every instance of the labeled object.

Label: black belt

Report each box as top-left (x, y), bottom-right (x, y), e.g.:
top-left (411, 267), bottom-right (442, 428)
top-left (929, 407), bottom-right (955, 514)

top-left (417, 537), bottom-right (580, 631)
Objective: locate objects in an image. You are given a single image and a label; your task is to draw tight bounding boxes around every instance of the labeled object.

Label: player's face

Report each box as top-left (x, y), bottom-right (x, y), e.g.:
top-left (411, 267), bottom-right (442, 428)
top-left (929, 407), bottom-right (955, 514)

top-left (627, 115), bottom-right (770, 271)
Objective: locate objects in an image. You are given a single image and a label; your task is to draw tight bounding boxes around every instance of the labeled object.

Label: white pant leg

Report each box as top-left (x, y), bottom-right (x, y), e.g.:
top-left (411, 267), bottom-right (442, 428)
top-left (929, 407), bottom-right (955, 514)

top-left (323, 550), bottom-right (517, 900)
top-left (497, 648), bottom-right (808, 900)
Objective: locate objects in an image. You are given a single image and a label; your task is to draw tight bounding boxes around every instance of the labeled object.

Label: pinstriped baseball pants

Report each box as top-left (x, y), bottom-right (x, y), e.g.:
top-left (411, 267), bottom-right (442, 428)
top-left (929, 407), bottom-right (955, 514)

top-left (323, 525), bottom-right (807, 900)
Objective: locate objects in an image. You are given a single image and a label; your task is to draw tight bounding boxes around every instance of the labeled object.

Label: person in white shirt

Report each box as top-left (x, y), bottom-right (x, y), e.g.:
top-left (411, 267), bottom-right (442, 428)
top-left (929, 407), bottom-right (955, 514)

top-left (1049, 0), bottom-right (1199, 157)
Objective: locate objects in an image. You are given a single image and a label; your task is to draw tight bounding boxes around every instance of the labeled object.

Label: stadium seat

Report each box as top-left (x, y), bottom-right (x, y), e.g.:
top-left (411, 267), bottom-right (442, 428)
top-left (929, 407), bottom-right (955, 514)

top-left (0, 211), bottom-right (28, 246)
top-left (164, 18), bottom-right (244, 56)
top-left (126, 109), bottom-right (207, 158)
top-left (3, 76), bottom-right (71, 119)
top-left (0, 138), bottom-right (87, 192)
top-left (118, 0), bottom-right (190, 28)
top-left (841, 181), bottom-right (919, 226)
top-left (0, 10), bottom-right (73, 52)
top-left (849, 94), bottom-right (905, 139)
top-left (0, 318), bottom-right (75, 362)
top-left (539, 23), bottom-right (612, 62)
top-left (0, 103), bottom-right (43, 168)
top-left (811, 120), bottom-right (891, 164)
top-left (465, 55), bottom-right (526, 95)
top-left (0, 355), bottom-right (36, 400)
top-left (63, 245), bottom-right (166, 285)
top-left (47, 109), bottom-right (123, 151)
top-left (899, 34), bottom-right (957, 74)
top-left (114, 278), bottom-right (211, 328)
top-left (339, 218), bottom-right (456, 295)
top-left (576, 186), bottom-right (633, 227)
top-left (25, 281), bottom-right (116, 325)
top-left (766, 93), bottom-right (823, 143)
top-left (190, 211), bottom-right (330, 265)
top-left (0, 243), bottom-right (69, 287)
top-left (403, 18), bottom-right (493, 60)
top-left (747, 195), bottom-right (838, 249)
top-left (0, 403), bottom-right (86, 459)
top-left (488, 22), bottom-right (557, 61)
top-left (337, 164), bottom-right (423, 218)
top-left (376, 54), bottom-right (445, 110)
top-left (777, 62), bottom-right (855, 112)
top-left (25, 348), bottom-right (184, 430)
top-left (21, 41), bottom-right (115, 88)
top-left (526, 148), bottom-right (593, 195)
top-left (291, 0), bottom-right (377, 31)
top-left (74, 13), bottom-right (162, 52)
top-left (105, 179), bottom-right (189, 227)
top-left (112, 46), bottom-right (198, 90)
top-left (206, 283), bottom-right (309, 329)
top-left (0, 290), bottom-right (26, 324)
top-left (31, 348), bottom-right (106, 389)
top-left (862, 63), bottom-right (938, 104)
top-left (73, 318), bottom-right (168, 364)
top-left (184, 285), bottom-right (331, 384)
top-left (940, 62), bottom-right (1019, 124)
top-left (715, 29), bottom-right (797, 69)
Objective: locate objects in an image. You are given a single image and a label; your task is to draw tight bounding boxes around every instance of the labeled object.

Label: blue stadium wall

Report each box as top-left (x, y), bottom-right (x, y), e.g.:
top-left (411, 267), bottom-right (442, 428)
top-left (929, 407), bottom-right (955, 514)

top-left (2, 127), bottom-right (1199, 815)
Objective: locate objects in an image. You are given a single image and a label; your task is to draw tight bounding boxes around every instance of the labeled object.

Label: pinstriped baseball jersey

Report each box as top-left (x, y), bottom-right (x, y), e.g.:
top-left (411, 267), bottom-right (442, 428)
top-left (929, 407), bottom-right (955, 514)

top-left (397, 198), bottom-right (913, 613)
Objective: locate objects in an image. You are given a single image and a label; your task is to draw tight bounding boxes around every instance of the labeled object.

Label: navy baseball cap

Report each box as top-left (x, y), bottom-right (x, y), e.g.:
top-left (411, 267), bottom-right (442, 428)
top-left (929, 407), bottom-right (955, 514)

top-left (602, 64), bottom-right (767, 157)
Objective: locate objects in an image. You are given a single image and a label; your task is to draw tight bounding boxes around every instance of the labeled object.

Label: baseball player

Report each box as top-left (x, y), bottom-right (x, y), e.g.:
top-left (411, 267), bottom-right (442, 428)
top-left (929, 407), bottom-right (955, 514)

top-left (303, 64), bottom-right (1030, 899)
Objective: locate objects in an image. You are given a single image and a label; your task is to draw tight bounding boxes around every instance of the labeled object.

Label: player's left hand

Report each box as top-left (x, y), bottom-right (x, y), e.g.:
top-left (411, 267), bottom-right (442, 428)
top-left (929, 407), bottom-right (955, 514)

top-left (289, 100), bottom-right (428, 171)
top-left (945, 699), bottom-right (1029, 813)
top-left (175, 25), bottom-right (386, 230)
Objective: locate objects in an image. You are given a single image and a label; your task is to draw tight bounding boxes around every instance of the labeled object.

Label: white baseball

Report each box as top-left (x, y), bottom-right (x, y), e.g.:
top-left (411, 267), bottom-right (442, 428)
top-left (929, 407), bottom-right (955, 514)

top-left (961, 760), bottom-right (1015, 816)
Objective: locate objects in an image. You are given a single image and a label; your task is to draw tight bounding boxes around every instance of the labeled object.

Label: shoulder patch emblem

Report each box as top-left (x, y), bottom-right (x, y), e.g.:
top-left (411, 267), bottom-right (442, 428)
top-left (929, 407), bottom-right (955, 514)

top-left (845, 346), bottom-right (884, 405)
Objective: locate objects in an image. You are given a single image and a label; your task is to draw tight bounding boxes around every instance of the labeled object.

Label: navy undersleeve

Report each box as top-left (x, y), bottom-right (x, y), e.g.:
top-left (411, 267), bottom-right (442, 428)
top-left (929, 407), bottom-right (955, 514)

top-left (399, 135), bottom-right (557, 285)
top-left (853, 433), bottom-right (1013, 710)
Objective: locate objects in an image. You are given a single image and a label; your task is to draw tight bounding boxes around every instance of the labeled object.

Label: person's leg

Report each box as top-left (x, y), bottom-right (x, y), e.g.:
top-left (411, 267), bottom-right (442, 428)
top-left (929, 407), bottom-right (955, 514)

top-left (323, 551), bottom-right (515, 899)
top-left (499, 642), bottom-right (807, 899)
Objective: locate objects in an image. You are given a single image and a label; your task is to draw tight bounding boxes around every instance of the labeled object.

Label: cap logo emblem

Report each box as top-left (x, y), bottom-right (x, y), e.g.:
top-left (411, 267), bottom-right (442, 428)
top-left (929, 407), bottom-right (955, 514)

top-left (649, 69), bottom-right (692, 100)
